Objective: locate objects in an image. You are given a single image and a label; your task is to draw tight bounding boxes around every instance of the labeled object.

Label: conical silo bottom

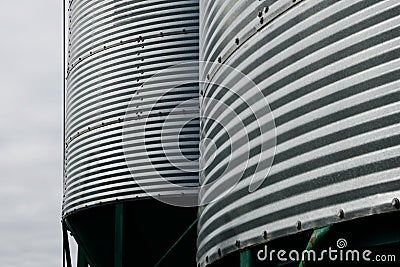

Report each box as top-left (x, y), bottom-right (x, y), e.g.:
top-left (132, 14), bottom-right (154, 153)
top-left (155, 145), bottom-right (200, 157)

top-left (64, 199), bottom-right (198, 267)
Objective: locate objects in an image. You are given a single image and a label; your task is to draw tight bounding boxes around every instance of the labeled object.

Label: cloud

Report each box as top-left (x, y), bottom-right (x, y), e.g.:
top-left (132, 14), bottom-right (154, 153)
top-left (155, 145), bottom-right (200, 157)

top-left (0, 1), bottom-right (64, 266)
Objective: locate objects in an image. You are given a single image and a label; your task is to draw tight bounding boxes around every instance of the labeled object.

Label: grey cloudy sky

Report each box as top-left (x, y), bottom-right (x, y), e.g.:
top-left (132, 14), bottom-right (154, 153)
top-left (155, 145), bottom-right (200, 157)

top-left (0, 0), bottom-right (64, 266)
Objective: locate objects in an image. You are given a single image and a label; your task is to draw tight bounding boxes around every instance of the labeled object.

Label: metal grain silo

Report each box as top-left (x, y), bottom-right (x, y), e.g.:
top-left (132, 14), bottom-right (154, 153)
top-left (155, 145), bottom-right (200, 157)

top-left (62, 0), bottom-right (200, 266)
top-left (197, 0), bottom-right (400, 266)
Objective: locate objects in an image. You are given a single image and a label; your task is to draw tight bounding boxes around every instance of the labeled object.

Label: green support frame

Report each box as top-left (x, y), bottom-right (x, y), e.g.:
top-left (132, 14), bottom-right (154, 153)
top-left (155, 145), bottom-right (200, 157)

top-left (240, 249), bottom-right (254, 267)
top-left (78, 246), bottom-right (89, 267)
top-left (114, 203), bottom-right (124, 267)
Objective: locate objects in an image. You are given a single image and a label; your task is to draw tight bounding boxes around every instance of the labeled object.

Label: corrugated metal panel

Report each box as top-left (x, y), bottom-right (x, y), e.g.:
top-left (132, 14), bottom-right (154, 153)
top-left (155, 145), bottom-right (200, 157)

top-left (63, 0), bottom-right (200, 216)
top-left (197, 0), bottom-right (400, 265)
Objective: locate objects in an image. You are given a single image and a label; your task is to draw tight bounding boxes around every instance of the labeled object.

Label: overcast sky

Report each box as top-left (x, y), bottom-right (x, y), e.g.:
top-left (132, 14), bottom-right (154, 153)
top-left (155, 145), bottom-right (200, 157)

top-left (0, 1), bottom-right (65, 266)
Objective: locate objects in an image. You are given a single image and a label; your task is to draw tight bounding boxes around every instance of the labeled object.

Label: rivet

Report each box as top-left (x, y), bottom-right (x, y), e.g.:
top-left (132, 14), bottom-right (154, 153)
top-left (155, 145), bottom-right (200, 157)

top-left (218, 248), bottom-right (222, 256)
top-left (235, 38), bottom-right (240, 45)
top-left (258, 11), bottom-right (262, 17)
top-left (337, 209), bottom-right (345, 219)
top-left (264, 6), bottom-right (269, 13)
top-left (296, 220), bottom-right (302, 230)
top-left (235, 240), bottom-right (240, 247)
top-left (263, 231), bottom-right (268, 240)
top-left (218, 57), bottom-right (222, 63)
top-left (206, 256), bottom-right (209, 263)
top-left (391, 198), bottom-right (400, 209)
top-left (260, 17), bottom-right (264, 24)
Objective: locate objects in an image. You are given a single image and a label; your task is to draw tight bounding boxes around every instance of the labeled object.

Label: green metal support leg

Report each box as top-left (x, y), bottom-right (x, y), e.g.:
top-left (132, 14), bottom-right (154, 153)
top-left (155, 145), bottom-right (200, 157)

top-left (62, 222), bottom-right (72, 267)
top-left (240, 249), bottom-right (254, 267)
top-left (78, 246), bottom-right (88, 267)
top-left (154, 218), bottom-right (198, 267)
top-left (114, 204), bottom-right (124, 267)
top-left (298, 225), bottom-right (331, 267)
top-left (64, 218), bottom-right (95, 267)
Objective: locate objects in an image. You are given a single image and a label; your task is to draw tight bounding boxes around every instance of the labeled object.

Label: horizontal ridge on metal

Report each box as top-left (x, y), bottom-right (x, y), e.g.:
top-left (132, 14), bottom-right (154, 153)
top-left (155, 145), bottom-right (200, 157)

top-left (197, 0), bottom-right (400, 265)
top-left (63, 0), bottom-right (200, 216)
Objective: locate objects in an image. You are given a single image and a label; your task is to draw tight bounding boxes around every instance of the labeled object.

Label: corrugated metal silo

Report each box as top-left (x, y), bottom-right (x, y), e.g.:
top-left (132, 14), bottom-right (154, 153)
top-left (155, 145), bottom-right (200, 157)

top-left (197, 0), bottom-right (400, 266)
top-left (63, 0), bottom-right (200, 266)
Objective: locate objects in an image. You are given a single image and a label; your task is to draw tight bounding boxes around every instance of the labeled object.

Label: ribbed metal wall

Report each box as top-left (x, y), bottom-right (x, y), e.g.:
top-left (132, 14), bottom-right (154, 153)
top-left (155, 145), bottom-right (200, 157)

top-left (197, 0), bottom-right (400, 265)
top-left (63, 0), bottom-right (200, 216)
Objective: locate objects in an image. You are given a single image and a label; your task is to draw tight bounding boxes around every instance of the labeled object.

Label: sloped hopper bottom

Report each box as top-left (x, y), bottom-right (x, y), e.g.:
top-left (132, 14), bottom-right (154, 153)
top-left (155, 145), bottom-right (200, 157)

top-left (64, 199), bottom-right (197, 267)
